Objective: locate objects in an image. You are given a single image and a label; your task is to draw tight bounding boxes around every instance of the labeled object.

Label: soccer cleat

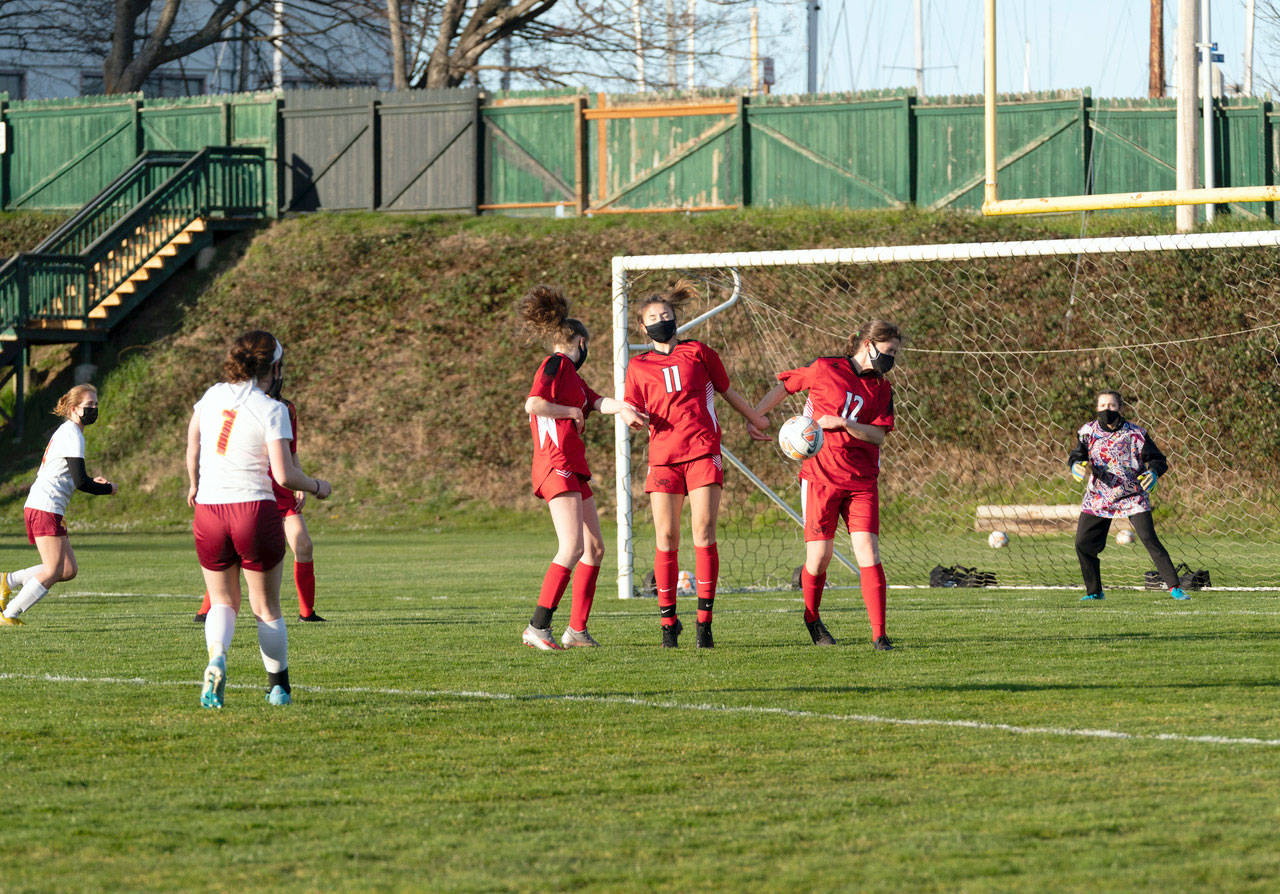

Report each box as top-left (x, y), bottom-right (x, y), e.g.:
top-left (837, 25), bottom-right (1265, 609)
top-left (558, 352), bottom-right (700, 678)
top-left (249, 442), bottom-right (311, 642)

top-left (0, 614), bottom-right (23, 627)
top-left (193, 612), bottom-right (207, 624)
top-left (695, 621), bottom-right (714, 649)
top-left (806, 618), bottom-right (837, 646)
top-left (560, 627), bottom-right (600, 648)
top-left (661, 618), bottom-right (683, 648)
top-left (872, 635), bottom-right (894, 651)
top-left (0, 573), bottom-right (10, 613)
top-left (200, 655), bottom-right (227, 709)
top-left (266, 685), bottom-right (292, 706)
top-left (298, 612), bottom-right (327, 622)
top-left (522, 624), bottom-right (564, 651)
top-left (1080, 592), bottom-right (1105, 601)
top-left (1170, 587), bottom-right (1190, 601)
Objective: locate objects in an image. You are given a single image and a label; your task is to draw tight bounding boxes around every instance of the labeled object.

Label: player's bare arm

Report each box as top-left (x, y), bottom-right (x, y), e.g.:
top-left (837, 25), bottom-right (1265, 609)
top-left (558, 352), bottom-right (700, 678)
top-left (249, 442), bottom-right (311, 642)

top-left (525, 395), bottom-right (585, 431)
top-left (185, 410), bottom-right (202, 508)
top-left (722, 385), bottom-right (770, 434)
top-left (817, 414), bottom-right (889, 445)
top-left (595, 396), bottom-right (648, 431)
top-left (748, 383), bottom-right (789, 439)
top-left (268, 439), bottom-right (331, 499)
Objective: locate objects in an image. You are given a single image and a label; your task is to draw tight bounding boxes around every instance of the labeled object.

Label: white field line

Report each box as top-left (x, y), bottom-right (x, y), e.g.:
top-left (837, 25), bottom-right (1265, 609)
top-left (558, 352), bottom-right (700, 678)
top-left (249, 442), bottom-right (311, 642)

top-left (3, 671), bottom-right (1279, 749)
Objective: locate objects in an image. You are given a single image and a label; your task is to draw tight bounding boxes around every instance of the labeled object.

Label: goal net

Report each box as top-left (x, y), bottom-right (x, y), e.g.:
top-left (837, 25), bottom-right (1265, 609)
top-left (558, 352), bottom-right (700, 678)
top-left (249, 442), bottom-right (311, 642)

top-left (611, 231), bottom-right (1280, 597)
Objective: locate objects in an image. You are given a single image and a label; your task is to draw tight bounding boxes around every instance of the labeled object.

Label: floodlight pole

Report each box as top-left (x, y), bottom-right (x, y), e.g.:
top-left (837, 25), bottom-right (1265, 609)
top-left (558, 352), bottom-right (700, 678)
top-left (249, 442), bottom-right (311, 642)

top-left (806, 0), bottom-right (819, 93)
top-left (1245, 0), bottom-right (1255, 95)
top-left (984, 0), bottom-right (997, 209)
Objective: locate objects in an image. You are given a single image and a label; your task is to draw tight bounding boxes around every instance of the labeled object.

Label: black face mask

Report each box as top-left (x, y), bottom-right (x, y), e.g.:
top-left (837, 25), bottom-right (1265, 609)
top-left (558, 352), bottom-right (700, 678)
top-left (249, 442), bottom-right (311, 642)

top-left (868, 346), bottom-right (895, 374)
top-left (79, 406), bottom-right (98, 426)
top-left (645, 320), bottom-right (678, 344)
top-left (1097, 409), bottom-right (1122, 430)
top-left (572, 343), bottom-right (588, 371)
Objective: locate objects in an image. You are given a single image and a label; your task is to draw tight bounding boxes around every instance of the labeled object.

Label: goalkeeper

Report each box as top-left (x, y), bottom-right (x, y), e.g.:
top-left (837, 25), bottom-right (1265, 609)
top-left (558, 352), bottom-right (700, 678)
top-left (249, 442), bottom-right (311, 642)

top-left (1067, 390), bottom-right (1187, 602)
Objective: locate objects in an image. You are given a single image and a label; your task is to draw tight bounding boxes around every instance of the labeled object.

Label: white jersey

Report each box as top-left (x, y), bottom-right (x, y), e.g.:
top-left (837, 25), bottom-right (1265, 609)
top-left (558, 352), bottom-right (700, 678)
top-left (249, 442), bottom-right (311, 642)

top-left (25, 420), bottom-right (86, 516)
top-left (193, 381), bottom-right (292, 505)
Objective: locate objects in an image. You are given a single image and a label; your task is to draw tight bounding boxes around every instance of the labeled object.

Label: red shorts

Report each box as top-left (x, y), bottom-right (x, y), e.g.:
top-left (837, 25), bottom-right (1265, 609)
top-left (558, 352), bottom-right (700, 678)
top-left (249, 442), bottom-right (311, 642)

top-left (534, 469), bottom-right (593, 503)
top-left (193, 500), bottom-right (286, 572)
top-left (275, 489), bottom-right (301, 518)
top-left (24, 508), bottom-right (67, 543)
top-left (645, 454), bottom-right (724, 495)
top-left (801, 478), bottom-right (879, 541)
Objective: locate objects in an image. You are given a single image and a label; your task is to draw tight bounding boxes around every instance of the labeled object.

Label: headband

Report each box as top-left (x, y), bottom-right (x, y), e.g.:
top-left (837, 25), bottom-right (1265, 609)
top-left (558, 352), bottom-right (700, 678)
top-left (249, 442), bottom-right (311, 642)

top-left (272, 339), bottom-right (283, 363)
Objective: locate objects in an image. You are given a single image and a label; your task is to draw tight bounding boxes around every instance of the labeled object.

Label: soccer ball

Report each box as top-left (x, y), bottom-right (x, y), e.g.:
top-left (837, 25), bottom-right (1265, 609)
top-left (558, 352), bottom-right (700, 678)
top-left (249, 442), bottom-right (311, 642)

top-left (988, 530), bottom-right (1009, 549)
top-left (677, 570), bottom-right (695, 596)
top-left (778, 415), bottom-right (824, 461)
top-left (1116, 529), bottom-right (1135, 545)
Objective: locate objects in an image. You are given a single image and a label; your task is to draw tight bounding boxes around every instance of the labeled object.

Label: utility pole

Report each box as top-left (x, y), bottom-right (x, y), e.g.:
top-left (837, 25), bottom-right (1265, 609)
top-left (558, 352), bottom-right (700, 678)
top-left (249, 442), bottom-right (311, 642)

top-left (1150, 0), bottom-right (1165, 97)
top-left (633, 0), bottom-right (646, 92)
top-left (914, 0), bottom-right (925, 95)
top-left (806, 0), bottom-right (819, 93)
top-left (1244, 0), bottom-right (1255, 95)
top-left (686, 0), bottom-right (697, 91)
top-left (665, 0), bottom-right (677, 89)
top-left (750, 5), bottom-right (760, 93)
top-left (272, 0), bottom-right (284, 91)
top-left (1201, 0), bottom-right (1214, 222)
top-left (1176, 0), bottom-right (1198, 232)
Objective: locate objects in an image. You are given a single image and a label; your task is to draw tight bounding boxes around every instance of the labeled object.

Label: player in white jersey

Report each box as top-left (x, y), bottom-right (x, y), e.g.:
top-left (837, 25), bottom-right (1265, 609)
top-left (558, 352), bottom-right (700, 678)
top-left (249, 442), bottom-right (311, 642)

top-left (1, 385), bottom-right (116, 625)
top-left (187, 330), bottom-right (332, 708)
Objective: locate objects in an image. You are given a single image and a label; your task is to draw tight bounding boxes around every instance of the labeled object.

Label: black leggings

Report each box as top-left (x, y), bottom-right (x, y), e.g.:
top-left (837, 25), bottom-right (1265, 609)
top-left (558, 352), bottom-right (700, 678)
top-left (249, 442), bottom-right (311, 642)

top-left (1075, 511), bottom-right (1179, 595)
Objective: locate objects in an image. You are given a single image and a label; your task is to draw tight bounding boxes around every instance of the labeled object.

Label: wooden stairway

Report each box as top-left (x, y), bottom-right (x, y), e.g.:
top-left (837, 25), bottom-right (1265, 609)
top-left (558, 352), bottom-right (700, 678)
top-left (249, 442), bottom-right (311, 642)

top-left (25, 217), bottom-right (208, 333)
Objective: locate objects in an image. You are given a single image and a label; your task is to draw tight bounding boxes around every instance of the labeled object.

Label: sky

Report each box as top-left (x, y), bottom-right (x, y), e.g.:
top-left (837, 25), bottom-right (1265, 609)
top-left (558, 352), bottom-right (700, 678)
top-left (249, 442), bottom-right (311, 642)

top-left (755, 0), bottom-right (1270, 99)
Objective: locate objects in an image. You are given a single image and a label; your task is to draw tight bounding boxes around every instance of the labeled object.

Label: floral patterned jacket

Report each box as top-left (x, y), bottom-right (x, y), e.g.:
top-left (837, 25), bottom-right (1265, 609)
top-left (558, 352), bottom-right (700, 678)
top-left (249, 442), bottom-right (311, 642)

top-left (1067, 420), bottom-right (1168, 519)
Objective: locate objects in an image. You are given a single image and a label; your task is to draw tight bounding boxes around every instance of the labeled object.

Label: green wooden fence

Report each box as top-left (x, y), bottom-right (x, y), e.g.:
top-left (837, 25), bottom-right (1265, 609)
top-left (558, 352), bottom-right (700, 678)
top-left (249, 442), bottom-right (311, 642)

top-left (3, 87), bottom-right (1279, 219)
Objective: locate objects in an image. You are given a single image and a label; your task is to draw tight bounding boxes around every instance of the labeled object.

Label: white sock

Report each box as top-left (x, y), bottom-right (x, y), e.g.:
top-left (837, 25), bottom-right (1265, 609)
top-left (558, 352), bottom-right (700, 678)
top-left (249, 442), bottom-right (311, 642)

top-left (5, 578), bottom-right (49, 617)
top-left (256, 617), bottom-right (288, 674)
top-left (9, 565), bottom-right (42, 589)
top-left (205, 604), bottom-right (236, 661)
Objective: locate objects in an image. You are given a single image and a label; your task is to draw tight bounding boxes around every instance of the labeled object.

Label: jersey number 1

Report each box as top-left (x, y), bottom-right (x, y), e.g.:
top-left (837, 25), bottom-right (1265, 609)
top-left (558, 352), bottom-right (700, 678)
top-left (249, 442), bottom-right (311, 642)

top-left (215, 410), bottom-right (237, 456)
top-left (661, 366), bottom-right (683, 394)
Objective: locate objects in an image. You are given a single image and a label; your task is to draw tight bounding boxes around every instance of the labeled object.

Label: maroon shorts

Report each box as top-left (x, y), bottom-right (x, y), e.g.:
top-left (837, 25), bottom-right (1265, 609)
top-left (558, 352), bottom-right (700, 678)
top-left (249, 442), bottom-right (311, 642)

top-left (801, 478), bottom-right (880, 541)
top-left (534, 469), bottom-right (593, 502)
top-left (275, 490), bottom-right (301, 518)
top-left (645, 454), bottom-right (724, 495)
top-left (193, 500), bottom-right (286, 572)
top-left (24, 508), bottom-right (67, 543)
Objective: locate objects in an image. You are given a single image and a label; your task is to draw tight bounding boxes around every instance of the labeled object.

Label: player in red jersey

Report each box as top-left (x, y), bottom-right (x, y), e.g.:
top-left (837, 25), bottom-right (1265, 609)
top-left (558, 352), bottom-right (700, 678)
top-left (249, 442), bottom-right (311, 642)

top-left (752, 320), bottom-right (902, 650)
top-left (194, 389), bottom-right (325, 623)
top-left (623, 280), bottom-right (770, 649)
top-left (520, 285), bottom-right (647, 650)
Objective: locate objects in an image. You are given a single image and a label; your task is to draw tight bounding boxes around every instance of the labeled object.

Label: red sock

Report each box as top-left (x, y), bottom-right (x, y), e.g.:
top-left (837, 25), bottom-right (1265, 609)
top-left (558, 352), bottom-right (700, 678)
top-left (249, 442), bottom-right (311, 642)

top-left (539, 562), bottom-right (573, 610)
top-left (295, 561), bottom-right (316, 616)
top-left (801, 568), bottom-right (826, 623)
top-left (694, 544), bottom-right (718, 623)
top-left (655, 549), bottom-right (679, 625)
top-left (860, 563), bottom-right (887, 639)
top-left (199, 590), bottom-right (211, 615)
top-left (569, 562), bottom-right (600, 631)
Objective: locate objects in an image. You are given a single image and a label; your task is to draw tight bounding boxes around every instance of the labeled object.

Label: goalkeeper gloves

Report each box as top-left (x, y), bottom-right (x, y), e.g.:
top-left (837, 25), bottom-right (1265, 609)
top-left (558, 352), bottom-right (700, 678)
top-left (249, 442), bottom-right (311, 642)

top-left (1070, 461), bottom-right (1088, 482)
top-left (1138, 470), bottom-right (1158, 494)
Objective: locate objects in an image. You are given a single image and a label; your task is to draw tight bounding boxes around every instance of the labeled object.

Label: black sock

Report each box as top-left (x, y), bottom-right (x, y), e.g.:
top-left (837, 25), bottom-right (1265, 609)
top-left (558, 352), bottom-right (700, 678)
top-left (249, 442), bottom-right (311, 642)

top-left (267, 669), bottom-right (291, 694)
top-left (530, 606), bottom-right (554, 629)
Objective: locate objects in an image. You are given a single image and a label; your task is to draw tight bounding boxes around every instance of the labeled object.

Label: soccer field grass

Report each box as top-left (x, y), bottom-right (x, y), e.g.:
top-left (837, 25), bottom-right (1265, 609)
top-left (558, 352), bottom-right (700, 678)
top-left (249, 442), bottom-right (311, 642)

top-left (3, 529), bottom-right (1280, 892)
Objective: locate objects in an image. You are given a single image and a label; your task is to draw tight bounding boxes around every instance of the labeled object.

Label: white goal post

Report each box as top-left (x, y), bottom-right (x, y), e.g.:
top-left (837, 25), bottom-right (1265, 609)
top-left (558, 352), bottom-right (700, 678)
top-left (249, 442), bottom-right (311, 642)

top-left (612, 229), bottom-right (1280, 599)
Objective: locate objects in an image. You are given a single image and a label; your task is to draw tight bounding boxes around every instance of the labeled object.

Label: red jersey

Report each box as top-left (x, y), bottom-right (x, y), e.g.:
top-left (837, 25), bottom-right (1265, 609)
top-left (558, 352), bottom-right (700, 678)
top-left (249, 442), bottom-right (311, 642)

top-left (528, 353), bottom-right (603, 486)
top-left (270, 399), bottom-right (299, 502)
top-left (624, 340), bottom-right (731, 466)
top-left (777, 357), bottom-right (894, 489)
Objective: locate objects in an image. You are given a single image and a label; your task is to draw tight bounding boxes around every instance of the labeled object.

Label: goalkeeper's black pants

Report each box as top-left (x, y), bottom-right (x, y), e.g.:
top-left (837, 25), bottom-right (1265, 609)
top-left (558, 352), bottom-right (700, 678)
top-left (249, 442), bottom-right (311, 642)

top-left (1075, 510), bottom-right (1179, 595)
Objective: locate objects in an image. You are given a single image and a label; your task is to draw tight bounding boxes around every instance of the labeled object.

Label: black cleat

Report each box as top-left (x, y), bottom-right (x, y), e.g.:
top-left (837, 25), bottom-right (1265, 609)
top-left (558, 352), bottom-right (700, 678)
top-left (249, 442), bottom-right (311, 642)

top-left (299, 612), bottom-right (327, 622)
top-left (661, 618), bottom-right (683, 648)
top-left (806, 618), bottom-right (836, 645)
top-left (695, 621), bottom-right (714, 649)
top-left (193, 612), bottom-right (207, 624)
top-left (872, 635), bottom-right (894, 651)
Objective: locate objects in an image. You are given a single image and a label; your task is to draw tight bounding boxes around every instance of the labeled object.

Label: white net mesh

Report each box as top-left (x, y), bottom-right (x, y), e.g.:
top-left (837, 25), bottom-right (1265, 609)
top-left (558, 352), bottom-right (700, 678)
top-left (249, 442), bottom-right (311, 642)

top-left (615, 232), bottom-right (1280, 592)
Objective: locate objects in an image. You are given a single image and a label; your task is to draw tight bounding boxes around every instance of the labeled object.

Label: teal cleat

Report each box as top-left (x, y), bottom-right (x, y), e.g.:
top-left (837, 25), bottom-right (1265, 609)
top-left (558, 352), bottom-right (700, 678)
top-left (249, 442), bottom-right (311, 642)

top-left (266, 685), bottom-right (292, 706)
top-left (200, 655), bottom-right (226, 709)
top-left (1170, 587), bottom-right (1190, 601)
top-left (1080, 592), bottom-right (1105, 601)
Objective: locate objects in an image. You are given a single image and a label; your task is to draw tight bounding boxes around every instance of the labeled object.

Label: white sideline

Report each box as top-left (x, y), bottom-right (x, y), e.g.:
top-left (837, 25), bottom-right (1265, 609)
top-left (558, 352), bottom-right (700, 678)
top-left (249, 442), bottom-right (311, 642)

top-left (3, 672), bottom-right (1279, 749)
